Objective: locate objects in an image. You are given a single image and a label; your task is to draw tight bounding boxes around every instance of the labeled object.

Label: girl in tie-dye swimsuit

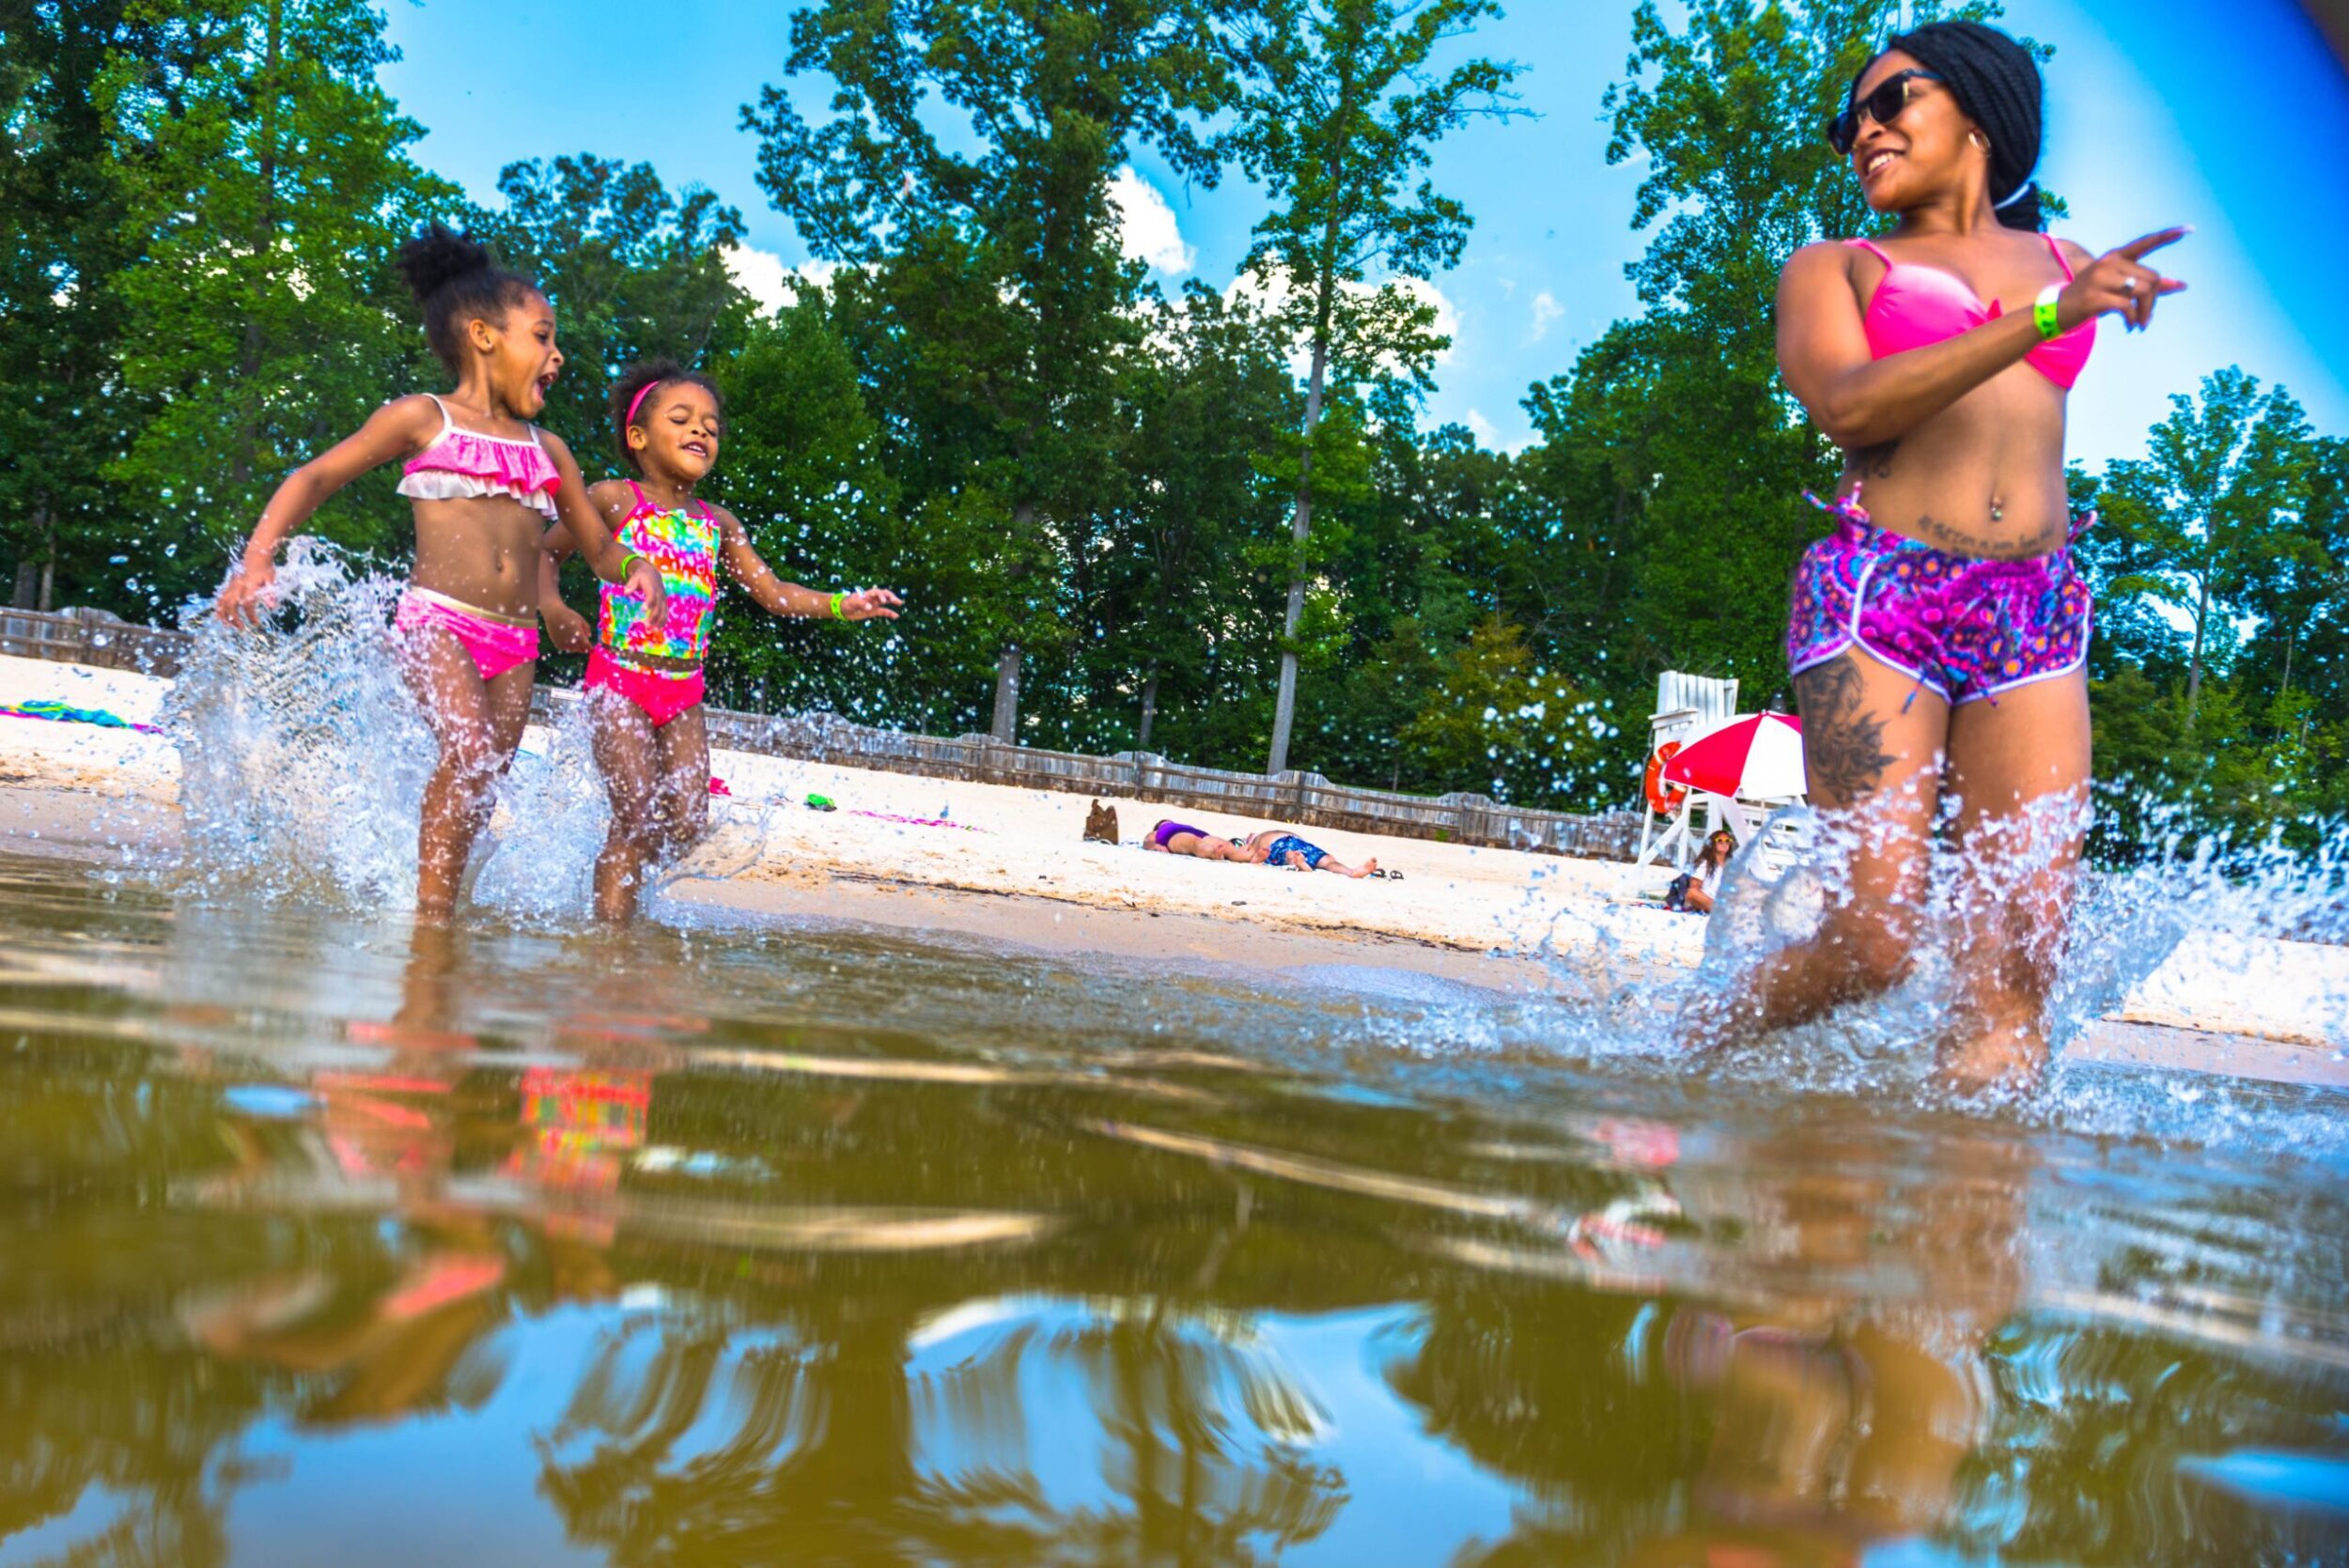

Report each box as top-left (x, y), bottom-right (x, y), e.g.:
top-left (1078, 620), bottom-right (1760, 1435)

top-left (541, 361), bottom-right (902, 923)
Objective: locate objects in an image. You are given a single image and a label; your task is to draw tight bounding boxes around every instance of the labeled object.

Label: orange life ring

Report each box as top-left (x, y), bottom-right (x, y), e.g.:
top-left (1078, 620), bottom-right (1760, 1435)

top-left (1643, 741), bottom-right (1688, 815)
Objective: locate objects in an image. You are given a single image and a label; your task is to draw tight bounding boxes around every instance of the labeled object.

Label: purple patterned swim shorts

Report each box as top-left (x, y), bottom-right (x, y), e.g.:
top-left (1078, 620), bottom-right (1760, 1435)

top-left (1785, 489), bottom-right (2092, 706)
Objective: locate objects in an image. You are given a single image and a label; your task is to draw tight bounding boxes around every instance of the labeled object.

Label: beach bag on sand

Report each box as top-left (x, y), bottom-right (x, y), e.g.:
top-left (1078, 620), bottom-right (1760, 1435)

top-left (1082, 800), bottom-right (1119, 844)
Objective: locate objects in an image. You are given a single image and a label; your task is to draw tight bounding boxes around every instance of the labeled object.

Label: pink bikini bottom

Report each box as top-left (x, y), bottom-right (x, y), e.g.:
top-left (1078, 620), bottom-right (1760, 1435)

top-left (392, 586), bottom-right (538, 682)
top-left (585, 646), bottom-right (706, 728)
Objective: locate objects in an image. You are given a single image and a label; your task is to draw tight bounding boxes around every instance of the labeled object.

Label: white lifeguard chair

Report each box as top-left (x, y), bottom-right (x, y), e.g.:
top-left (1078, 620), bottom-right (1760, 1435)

top-left (1636, 672), bottom-right (1738, 872)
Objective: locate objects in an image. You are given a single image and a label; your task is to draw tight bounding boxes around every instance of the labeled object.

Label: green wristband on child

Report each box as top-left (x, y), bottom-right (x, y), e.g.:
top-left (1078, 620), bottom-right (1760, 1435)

top-left (829, 592), bottom-right (847, 621)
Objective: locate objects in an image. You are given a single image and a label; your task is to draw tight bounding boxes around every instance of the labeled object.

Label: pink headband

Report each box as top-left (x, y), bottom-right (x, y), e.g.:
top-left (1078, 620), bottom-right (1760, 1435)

top-left (625, 378), bottom-right (664, 427)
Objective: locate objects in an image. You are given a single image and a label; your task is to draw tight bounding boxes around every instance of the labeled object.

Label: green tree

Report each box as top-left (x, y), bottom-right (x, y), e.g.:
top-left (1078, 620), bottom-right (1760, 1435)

top-left (102, 0), bottom-right (455, 603)
top-left (705, 292), bottom-right (976, 730)
top-left (745, 0), bottom-right (1235, 743)
top-left (0, 0), bottom-right (216, 613)
top-left (474, 153), bottom-right (750, 457)
top-left (2091, 367), bottom-right (2315, 731)
top-left (1219, 0), bottom-right (1523, 775)
top-left (1097, 284), bottom-right (1299, 755)
top-left (1394, 614), bottom-right (1607, 805)
top-left (2, 1), bottom-right (133, 605)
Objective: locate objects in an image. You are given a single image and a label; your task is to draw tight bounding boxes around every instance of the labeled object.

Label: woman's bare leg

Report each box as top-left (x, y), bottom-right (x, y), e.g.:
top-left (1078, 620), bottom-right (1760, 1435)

top-left (589, 691), bottom-right (662, 923)
top-left (400, 637), bottom-right (529, 921)
top-left (1691, 651), bottom-right (1949, 1039)
top-left (1937, 670), bottom-right (2092, 1091)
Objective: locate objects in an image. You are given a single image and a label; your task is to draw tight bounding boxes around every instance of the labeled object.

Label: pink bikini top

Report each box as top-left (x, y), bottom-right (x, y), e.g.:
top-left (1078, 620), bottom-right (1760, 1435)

top-left (396, 394), bottom-right (561, 520)
top-left (1846, 235), bottom-right (2095, 390)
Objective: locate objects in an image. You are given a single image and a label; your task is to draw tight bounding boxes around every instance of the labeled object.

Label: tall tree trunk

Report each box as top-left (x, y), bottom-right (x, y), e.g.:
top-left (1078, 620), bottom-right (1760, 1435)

top-left (2278, 624), bottom-right (2296, 738)
top-left (16, 507), bottom-right (50, 610)
top-left (990, 645), bottom-right (1022, 742)
top-left (1266, 306), bottom-right (1334, 776)
top-left (1267, 66), bottom-right (1355, 778)
top-left (2185, 574), bottom-right (2211, 732)
top-left (989, 499), bottom-right (1039, 742)
top-left (1138, 660), bottom-right (1160, 752)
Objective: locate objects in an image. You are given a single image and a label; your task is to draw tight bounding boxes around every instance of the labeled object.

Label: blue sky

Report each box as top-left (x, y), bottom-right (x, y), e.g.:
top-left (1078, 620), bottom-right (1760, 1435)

top-left (380, 0), bottom-right (2348, 472)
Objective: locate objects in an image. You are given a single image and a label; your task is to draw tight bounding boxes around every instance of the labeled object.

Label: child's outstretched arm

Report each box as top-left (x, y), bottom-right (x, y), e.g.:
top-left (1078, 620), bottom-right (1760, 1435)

top-left (715, 505), bottom-right (902, 624)
top-left (538, 434), bottom-right (667, 628)
top-left (218, 396), bottom-right (441, 626)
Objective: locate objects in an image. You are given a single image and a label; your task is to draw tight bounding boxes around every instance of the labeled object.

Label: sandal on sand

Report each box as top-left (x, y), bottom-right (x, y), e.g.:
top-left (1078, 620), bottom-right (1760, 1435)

top-left (1372, 868), bottom-right (1404, 880)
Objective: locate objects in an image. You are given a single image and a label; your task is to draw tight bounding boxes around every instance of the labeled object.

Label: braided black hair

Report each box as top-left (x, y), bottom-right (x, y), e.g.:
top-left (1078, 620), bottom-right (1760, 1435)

top-left (609, 360), bottom-right (723, 474)
top-left (393, 223), bottom-right (542, 373)
top-left (1863, 21), bottom-right (2046, 230)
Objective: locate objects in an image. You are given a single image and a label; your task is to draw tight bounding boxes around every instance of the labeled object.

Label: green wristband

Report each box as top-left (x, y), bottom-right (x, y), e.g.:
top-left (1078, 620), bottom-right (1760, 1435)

top-left (2032, 284), bottom-right (2064, 341)
top-left (829, 591), bottom-right (847, 621)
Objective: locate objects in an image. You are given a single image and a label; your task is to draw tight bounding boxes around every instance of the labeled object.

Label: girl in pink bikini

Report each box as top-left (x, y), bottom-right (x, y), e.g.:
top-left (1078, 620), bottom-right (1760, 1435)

top-left (217, 225), bottom-right (666, 919)
top-left (1702, 22), bottom-right (2189, 1087)
top-left (541, 361), bottom-right (901, 922)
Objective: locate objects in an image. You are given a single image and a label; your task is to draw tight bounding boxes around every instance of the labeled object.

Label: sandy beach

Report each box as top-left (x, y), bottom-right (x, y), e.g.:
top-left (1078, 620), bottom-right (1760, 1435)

top-left (2, 650), bottom-right (2342, 1083)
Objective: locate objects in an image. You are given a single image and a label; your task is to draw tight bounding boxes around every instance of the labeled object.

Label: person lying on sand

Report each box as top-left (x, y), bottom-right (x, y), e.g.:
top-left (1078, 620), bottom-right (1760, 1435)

top-left (1144, 819), bottom-right (1262, 862)
top-left (1239, 829), bottom-right (1388, 880)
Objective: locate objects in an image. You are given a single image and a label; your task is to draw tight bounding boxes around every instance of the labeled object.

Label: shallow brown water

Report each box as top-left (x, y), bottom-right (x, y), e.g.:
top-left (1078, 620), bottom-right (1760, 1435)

top-left (0, 851), bottom-right (2344, 1566)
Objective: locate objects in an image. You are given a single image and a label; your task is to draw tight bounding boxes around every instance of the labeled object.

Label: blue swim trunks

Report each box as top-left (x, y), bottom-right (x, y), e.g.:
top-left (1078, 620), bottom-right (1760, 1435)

top-left (1263, 834), bottom-right (1326, 870)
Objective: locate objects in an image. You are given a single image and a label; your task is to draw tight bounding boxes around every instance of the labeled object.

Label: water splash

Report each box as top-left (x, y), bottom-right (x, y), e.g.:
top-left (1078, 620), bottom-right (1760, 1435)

top-left (163, 540), bottom-right (437, 908)
top-left (1559, 779), bottom-right (2349, 1151)
top-left (158, 541), bottom-right (791, 926)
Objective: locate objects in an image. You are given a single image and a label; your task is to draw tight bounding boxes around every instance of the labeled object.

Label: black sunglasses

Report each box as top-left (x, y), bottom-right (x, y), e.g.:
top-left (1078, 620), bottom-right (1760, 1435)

top-left (1828, 69), bottom-right (1944, 156)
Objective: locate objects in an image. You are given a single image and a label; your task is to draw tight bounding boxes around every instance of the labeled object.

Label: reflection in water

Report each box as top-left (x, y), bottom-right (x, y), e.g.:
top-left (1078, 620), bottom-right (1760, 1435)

top-left (0, 856), bottom-right (2343, 1566)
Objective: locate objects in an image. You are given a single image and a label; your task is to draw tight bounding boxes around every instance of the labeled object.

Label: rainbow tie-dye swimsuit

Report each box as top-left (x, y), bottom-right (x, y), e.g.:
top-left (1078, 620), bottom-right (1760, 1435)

top-left (599, 482), bottom-right (719, 664)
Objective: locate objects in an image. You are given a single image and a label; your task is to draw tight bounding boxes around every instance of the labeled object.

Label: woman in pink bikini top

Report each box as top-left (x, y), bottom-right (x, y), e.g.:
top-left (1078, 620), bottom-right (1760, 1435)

top-left (1688, 21), bottom-right (2190, 1091)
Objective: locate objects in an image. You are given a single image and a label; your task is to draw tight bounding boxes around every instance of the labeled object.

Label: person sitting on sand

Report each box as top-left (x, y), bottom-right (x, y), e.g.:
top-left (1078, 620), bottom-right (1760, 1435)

top-left (1240, 829), bottom-right (1384, 880)
top-left (1665, 830), bottom-right (1735, 914)
top-left (1145, 819), bottom-right (1258, 862)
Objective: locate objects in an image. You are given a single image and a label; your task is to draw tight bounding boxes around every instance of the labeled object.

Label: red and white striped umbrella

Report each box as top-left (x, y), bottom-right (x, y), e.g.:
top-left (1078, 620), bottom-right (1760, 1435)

top-left (1660, 712), bottom-right (1805, 800)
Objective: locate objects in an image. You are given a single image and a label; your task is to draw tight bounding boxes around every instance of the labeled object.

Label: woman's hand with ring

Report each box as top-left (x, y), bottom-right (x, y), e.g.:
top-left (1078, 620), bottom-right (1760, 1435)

top-left (2061, 226), bottom-right (2188, 334)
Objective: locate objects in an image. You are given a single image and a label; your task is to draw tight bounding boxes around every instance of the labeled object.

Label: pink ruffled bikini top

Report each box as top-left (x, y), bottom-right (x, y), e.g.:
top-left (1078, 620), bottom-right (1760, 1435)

top-left (1846, 234), bottom-right (2094, 391)
top-left (396, 394), bottom-right (561, 520)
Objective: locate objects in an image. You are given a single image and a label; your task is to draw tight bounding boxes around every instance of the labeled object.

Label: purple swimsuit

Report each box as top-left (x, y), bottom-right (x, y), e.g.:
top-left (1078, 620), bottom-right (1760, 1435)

top-left (1153, 820), bottom-right (1210, 848)
top-left (1786, 485), bottom-right (2092, 707)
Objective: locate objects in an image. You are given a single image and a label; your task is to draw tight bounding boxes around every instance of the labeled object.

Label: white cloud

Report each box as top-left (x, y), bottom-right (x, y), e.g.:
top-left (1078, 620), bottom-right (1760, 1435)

top-left (723, 244), bottom-right (838, 314)
top-left (1107, 166), bottom-right (1194, 277)
top-left (1529, 289), bottom-right (1563, 343)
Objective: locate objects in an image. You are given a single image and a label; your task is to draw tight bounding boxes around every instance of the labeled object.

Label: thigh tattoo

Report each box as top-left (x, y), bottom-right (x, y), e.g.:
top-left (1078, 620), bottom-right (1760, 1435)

top-left (1795, 654), bottom-right (1895, 802)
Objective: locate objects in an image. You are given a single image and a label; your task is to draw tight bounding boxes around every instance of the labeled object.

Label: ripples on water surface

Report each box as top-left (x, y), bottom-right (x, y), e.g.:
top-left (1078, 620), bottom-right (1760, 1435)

top-left (1, 851), bottom-right (2345, 1566)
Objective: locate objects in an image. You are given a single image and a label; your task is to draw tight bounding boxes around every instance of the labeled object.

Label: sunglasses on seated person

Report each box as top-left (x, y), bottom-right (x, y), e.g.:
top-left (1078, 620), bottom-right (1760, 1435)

top-left (1828, 69), bottom-right (1945, 156)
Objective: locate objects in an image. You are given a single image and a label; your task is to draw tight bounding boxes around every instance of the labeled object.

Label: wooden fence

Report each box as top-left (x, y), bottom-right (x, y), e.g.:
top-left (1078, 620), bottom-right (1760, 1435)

top-left (0, 605), bottom-right (191, 678)
top-left (1, 605), bottom-right (1642, 859)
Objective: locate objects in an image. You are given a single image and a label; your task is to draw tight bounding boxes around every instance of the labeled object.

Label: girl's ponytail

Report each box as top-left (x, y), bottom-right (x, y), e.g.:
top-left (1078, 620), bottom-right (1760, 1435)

top-left (395, 223), bottom-right (539, 373)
